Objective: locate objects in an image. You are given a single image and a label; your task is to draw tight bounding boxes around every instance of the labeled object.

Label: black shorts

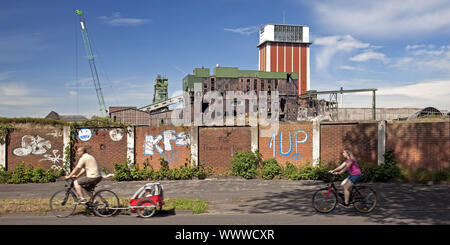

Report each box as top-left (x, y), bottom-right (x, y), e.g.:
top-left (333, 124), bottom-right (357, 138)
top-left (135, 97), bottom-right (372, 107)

top-left (78, 176), bottom-right (102, 189)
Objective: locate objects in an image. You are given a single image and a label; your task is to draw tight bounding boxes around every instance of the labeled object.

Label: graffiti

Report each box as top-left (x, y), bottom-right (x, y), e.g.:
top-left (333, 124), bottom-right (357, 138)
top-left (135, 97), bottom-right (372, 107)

top-left (39, 149), bottom-right (64, 169)
top-left (144, 130), bottom-right (190, 164)
top-left (268, 130), bottom-right (308, 161)
top-left (13, 135), bottom-right (52, 156)
top-left (46, 130), bottom-right (62, 138)
top-left (109, 128), bottom-right (124, 141)
top-left (161, 150), bottom-right (181, 164)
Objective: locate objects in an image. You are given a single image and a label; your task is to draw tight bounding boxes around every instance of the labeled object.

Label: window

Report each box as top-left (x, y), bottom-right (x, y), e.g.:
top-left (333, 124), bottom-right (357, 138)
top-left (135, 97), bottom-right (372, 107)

top-left (211, 78), bottom-right (215, 91)
top-left (254, 79), bottom-right (258, 91)
top-left (247, 79), bottom-right (251, 92)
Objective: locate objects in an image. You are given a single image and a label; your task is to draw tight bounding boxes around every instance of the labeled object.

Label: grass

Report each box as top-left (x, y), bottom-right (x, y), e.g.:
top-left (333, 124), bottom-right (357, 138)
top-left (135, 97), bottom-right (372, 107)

top-left (0, 197), bottom-right (208, 216)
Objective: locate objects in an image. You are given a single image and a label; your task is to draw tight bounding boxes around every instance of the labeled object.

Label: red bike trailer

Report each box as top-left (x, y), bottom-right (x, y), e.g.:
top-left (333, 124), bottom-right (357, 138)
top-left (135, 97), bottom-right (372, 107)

top-left (128, 182), bottom-right (164, 218)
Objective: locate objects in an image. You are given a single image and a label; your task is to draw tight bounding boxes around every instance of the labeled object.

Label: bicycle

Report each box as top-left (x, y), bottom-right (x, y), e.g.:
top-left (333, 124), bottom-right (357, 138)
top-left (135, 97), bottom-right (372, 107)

top-left (312, 172), bottom-right (377, 213)
top-left (49, 177), bottom-right (120, 218)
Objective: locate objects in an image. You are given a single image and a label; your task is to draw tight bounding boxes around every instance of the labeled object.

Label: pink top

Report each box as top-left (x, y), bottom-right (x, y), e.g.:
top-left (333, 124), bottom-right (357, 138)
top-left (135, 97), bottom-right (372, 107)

top-left (346, 158), bottom-right (361, 175)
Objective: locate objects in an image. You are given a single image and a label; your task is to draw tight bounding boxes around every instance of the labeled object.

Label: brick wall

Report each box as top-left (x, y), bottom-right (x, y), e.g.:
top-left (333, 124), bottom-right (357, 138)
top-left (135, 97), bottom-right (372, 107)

top-left (6, 124), bottom-right (64, 170)
top-left (386, 121), bottom-right (450, 170)
top-left (199, 126), bottom-right (251, 173)
top-left (320, 122), bottom-right (378, 166)
top-left (73, 127), bottom-right (128, 172)
top-left (135, 126), bottom-right (191, 170)
top-left (259, 122), bottom-right (313, 167)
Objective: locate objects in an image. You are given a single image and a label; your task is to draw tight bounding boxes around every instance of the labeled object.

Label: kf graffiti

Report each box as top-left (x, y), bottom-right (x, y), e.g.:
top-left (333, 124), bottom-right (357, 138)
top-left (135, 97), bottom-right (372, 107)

top-left (268, 130), bottom-right (308, 161)
top-left (144, 130), bottom-right (190, 164)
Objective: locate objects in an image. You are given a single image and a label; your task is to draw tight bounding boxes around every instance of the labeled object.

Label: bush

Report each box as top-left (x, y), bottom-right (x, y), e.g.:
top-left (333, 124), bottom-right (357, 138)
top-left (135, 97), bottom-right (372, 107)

top-left (261, 158), bottom-right (282, 180)
top-left (401, 167), bottom-right (450, 183)
top-left (230, 151), bottom-right (262, 179)
top-left (0, 162), bottom-right (60, 184)
top-left (299, 164), bottom-right (331, 180)
top-left (0, 166), bottom-right (12, 184)
top-left (282, 162), bottom-right (301, 180)
top-left (113, 158), bottom-right (209, 182)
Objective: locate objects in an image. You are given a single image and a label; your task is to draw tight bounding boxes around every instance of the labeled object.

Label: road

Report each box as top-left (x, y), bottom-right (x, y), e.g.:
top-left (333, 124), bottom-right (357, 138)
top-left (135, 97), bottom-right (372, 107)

top-left (0, 178), bottom-right (449, 225)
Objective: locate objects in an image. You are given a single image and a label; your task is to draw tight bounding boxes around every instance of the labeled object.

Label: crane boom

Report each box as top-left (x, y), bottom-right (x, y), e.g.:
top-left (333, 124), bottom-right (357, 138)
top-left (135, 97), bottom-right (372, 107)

top-left (75, 9), bottom-right (108, 116)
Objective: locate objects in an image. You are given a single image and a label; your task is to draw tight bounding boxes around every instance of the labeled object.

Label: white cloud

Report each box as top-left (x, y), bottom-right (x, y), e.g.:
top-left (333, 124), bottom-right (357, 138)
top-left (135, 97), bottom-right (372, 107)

top-left (378, 81), bottom-right (450, 98)
top-left (336, 80), bottom-right (450, 110)
top-left (0, 83), bottom-right (52, 106)
top-left (224, 26), bottom-right (260, 35)
top-left (313, 35), bottom-right (370, 71)
top-left (99, 12), bottom-right (151, 27)
top-left (350, 50), bottom-right (389, 63)
top-left (393, 44), bottom-right (450, 73)
top-left (312, 0), bottom-right (450, 38)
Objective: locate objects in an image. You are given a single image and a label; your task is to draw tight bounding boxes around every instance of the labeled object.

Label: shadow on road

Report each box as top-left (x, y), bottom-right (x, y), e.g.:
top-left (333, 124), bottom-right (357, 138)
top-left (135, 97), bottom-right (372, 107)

top-left (231, 182), bottom-right (450, 225)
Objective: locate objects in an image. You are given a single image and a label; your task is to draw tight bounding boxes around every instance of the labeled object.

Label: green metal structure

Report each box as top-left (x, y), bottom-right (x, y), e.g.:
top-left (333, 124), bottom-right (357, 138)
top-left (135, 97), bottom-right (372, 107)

top-left (152, 75), bottom-right (169, 104)
top-left (75, 9), bottom-right (108, 116)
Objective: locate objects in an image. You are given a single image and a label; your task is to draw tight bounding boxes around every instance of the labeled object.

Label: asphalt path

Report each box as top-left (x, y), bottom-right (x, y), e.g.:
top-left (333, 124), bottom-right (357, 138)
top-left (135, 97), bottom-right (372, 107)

top-left (0, 178), bottom-right (449, 225)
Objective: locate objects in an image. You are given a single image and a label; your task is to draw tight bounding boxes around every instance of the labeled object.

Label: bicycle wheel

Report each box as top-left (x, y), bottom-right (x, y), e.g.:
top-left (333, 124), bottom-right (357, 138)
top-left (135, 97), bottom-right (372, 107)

top-left (312, 188), bottom-right (338, 213)
top-left (136, 198), bottom-right (158, 218)
top-left (91, 189), bottom-right (120, 217)
top-left (352, 186), bottom-right (377, 213)
top-left (49, 189), bottom-right (78, 218)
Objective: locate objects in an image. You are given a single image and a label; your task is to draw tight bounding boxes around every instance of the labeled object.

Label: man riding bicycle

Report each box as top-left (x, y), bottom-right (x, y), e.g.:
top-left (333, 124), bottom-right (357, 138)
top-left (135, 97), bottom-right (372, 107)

top-left (65, 147), bottom-right (102, 204)
top-left (329, 149), bottom-right (362, 207)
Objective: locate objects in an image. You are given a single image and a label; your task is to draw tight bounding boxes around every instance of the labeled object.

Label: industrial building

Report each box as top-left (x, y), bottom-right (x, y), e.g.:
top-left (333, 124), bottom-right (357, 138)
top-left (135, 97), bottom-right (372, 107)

top-left (182, 66), bottom-right (300, 121)
top-left (108, 23), bottom-right (447, 125)
top-left (258, 24), bottom-right (311, 95)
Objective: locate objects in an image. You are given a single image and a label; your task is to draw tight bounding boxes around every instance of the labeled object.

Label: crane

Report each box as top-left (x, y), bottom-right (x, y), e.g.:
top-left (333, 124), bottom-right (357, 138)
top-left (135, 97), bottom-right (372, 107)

top-left (75, 9), bottom-right (108, 117)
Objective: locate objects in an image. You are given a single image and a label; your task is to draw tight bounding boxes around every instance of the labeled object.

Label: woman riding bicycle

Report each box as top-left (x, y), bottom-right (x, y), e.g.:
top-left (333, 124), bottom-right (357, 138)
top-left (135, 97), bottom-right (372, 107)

top-left (329, 149), bottom-right (362, 206)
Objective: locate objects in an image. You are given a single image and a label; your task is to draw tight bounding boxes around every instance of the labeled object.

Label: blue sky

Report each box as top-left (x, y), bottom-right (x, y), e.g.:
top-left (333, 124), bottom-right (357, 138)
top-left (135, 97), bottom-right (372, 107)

top-left (1, 0), bottom-right (449, 118)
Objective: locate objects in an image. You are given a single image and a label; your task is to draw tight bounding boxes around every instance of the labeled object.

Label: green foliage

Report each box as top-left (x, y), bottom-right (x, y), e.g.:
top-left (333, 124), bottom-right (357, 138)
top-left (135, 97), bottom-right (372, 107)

top-left (0, 117), bottom-right (67, 127)
top-left (298, 164), bottom-right (331, 180)
top-left (230, 151), bottom-right (262, 179)
top-left (282, 162), bottom-right (301, 180)
top-left (0, 162), bottom-right (61, 184)
top-left (400, 167), bottom-right (450, 183)
top-left (373, 150), bottom-right (401, 182)
top-left (261, 158), bottom-right (282, 180)
top-left (113, 158), bottom-right (210, 182)
top-left (0, 124), bottom-right (14, 144)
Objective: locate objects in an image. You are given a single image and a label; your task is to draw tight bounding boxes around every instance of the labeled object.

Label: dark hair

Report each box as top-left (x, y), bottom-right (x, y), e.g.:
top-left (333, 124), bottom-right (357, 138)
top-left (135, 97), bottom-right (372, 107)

top-left (78, 147), bottom-right (87, 154)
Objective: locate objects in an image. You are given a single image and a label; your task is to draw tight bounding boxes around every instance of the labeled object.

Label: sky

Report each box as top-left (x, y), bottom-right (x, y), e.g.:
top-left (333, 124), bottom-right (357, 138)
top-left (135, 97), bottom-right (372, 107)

top-left (1, 0), bottom-right (450, 118)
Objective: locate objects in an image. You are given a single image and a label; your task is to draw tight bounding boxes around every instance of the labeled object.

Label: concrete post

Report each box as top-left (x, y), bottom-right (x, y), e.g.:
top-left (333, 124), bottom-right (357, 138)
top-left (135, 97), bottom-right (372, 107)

top-left (377, 120), bottom-right (386, 165)
top-left (0, 142), bottom-right (5, 169)
top-left (127, 126), bottom-right (135, 167)
top-left (251, 126), bottom-right (259, 153)
top-left (312, 119), bottom-right (321, 167)
top-left (190, 126), bottom-right (199, 167)
top-left (62, 126), bottom-right (71, 174)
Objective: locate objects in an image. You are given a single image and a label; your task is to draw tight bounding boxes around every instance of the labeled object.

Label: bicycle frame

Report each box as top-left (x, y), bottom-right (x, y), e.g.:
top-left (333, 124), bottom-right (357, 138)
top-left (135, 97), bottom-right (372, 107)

top-left (323, 174), bottom-right (360, 202)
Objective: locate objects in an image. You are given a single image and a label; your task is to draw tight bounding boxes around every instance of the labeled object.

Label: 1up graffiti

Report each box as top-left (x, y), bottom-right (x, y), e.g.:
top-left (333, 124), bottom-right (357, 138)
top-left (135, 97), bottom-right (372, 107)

top-left (268, 130), bottom-right (308, 161)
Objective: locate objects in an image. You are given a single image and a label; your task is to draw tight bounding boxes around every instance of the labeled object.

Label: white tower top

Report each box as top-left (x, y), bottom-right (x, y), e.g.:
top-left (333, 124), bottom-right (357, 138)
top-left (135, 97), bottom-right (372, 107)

top-left (258, 24), bottom-right (310, 47)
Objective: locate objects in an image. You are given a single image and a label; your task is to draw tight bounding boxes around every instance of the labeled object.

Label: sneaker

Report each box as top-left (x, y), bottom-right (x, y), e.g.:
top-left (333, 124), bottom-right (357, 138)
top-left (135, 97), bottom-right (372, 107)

top-left (339, 202), bottom-right (352, 208)
top-left (75, 198), bottom-right (87, 204)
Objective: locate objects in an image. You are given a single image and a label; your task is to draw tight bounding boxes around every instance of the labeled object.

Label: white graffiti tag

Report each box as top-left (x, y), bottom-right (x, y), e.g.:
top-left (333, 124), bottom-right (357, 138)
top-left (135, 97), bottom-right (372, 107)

top-left (144, 130), bottom-right (190, 156)
top-left (39, 149), bottom-right (64, 170)
top-left (13, 135), bottom-right (52, 156)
